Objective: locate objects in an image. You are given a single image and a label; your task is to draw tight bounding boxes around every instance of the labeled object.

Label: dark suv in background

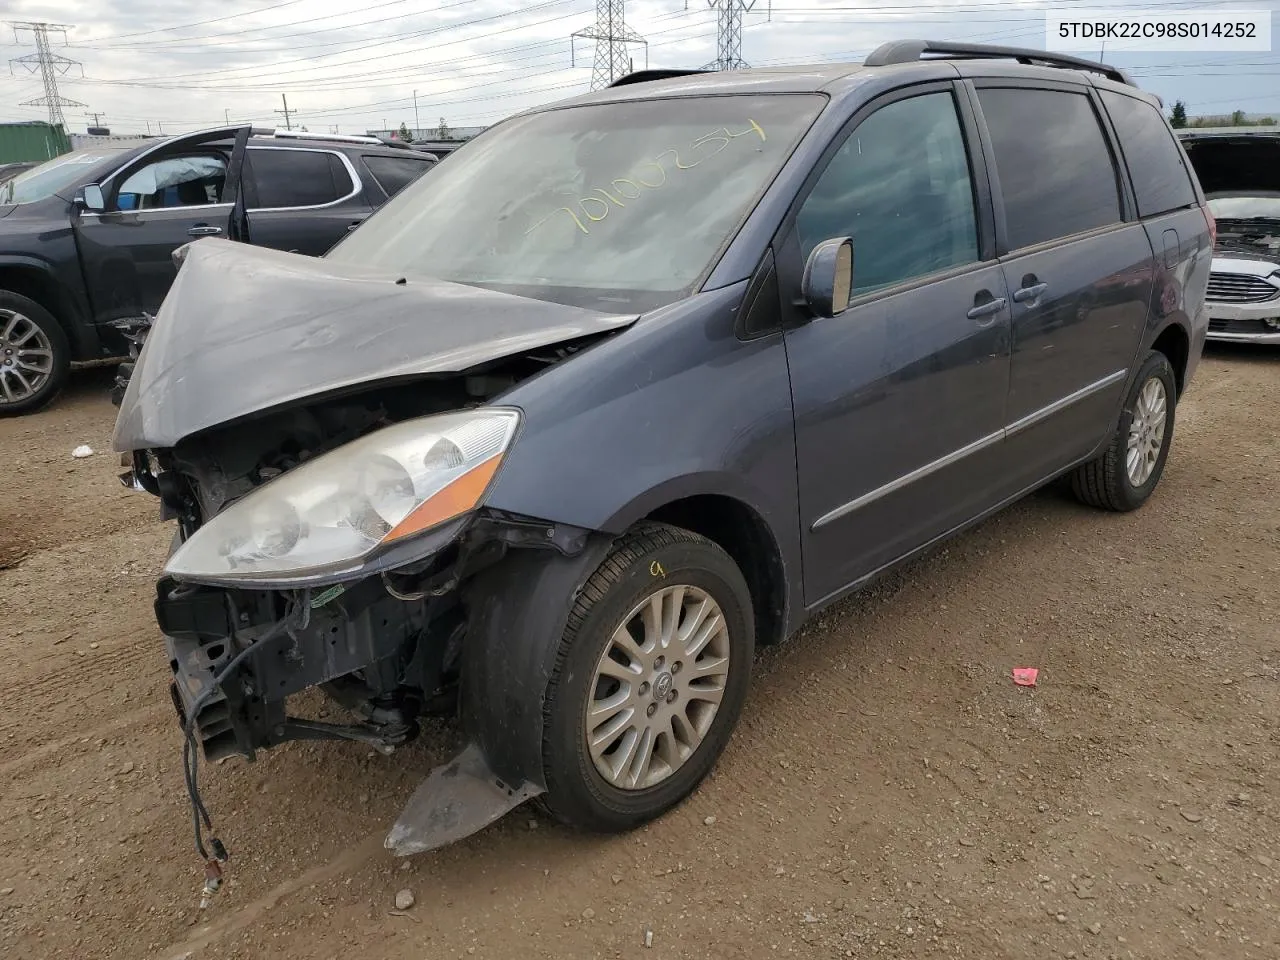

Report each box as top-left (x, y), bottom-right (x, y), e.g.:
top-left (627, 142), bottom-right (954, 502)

top-left (0, 127), bottom-right (438, 415)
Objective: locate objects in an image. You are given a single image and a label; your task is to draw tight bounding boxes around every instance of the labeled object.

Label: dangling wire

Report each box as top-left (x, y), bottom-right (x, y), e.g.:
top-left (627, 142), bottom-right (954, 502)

top-left (181, 594), bottom-right (308, 906)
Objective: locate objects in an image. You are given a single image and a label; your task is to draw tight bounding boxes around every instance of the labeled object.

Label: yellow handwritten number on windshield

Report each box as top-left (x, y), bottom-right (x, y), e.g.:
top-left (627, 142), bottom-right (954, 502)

top-left (526, 120), bottom-right (767, 238)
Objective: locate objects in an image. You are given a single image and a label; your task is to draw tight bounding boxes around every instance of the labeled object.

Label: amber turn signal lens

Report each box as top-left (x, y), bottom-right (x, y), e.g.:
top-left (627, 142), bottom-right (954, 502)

top-left (382, 453), bottom-right (504, 543)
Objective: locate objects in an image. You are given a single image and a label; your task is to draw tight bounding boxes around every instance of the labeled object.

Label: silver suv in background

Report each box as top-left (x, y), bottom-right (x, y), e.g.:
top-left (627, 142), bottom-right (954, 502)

top-left (1178, 127), bottom-right (1280, 344)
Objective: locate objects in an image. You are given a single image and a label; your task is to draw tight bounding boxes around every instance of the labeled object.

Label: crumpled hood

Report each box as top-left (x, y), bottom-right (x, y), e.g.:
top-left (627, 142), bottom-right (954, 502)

top-left (113, 239), bottom-right (638, 450)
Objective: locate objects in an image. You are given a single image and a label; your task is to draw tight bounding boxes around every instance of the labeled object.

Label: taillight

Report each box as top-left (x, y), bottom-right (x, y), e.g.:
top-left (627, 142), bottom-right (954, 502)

top-left (1202, 203), bottom-right (1216, 244)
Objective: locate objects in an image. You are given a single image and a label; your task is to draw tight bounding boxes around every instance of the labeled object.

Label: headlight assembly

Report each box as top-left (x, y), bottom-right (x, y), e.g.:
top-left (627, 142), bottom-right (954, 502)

top-left (164, 408), bottom-right (521, 585)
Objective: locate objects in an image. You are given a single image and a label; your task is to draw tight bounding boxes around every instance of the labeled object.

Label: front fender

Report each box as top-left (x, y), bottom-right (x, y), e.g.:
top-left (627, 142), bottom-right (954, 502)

top-left (485, 283), bottom-right (798, 543)
top-left (0, 253), bottom-right (97, 358)
top-left (459, 533), bottom-right (617, 791)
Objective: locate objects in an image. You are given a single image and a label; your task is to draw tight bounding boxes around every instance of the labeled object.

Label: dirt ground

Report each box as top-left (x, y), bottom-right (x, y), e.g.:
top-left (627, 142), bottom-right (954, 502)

top-left (1, 349), bottom-right (1277, 960)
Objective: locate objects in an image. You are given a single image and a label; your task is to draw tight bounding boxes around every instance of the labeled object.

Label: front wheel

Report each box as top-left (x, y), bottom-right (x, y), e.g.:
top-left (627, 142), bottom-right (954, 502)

top-left (1071, 350), bottom-right (1177, 511)
top-left (0, 292), bottom-right (70, 417)
top-left (540, 523), bottom-right (754, 833)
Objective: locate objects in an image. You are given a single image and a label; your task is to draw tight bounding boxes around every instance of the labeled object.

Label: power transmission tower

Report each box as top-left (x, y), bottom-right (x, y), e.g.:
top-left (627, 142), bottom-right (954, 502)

top-left (8, 21), bottom-right (85, 127)
top-left (571, 0), bottom-right (646, 90)
top-left (691, 1), bottom-right (771, 71)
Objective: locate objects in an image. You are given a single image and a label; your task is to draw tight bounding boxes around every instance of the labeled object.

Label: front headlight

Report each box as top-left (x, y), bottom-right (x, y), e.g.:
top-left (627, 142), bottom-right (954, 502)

top-left (165, 408), bottom-right (520, 585)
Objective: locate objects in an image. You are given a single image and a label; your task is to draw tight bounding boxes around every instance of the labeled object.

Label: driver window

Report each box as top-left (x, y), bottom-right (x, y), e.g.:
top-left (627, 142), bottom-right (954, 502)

top-left (796, 92), bottom-right (980, 294)
top-left (116, 155), bottom-right (227, 211)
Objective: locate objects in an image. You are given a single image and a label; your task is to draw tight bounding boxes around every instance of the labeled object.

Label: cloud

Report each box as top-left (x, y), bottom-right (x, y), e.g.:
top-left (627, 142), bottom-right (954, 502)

top-left (2, 0), bottom-right (1277, 135)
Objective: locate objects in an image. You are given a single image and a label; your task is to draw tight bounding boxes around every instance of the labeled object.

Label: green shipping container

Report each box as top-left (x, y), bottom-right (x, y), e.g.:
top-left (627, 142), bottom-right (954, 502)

top-left (0, 121), bottom-right (71, 164)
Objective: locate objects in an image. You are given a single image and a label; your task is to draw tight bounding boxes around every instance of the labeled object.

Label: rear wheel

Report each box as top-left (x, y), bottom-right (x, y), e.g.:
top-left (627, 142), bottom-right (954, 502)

top-left (1071, 350), bottom-right (1177, 511)
top-left (540, 523), bottom-right (754, 832)
top-left (0, 291), bottom-right (70, 417)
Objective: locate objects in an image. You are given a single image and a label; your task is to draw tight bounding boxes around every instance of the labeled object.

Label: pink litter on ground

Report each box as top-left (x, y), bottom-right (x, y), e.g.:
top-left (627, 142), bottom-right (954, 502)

top-left (1012, 667), bottom-right (1039, 687)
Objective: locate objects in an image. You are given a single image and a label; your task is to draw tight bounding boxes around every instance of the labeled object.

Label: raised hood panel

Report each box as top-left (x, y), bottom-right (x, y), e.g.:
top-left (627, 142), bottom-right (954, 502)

top-left (112, 239), bottom-right (638, 450)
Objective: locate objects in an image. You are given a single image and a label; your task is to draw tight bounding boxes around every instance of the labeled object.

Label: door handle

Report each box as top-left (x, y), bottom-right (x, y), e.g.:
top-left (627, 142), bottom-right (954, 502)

top-left (187, 225), bottom-right (223, 237)
top-left (967, 296), bottom-right (1007, 321)
top-left (347, 223), bottom-right (359, 231)
top-left (1013, 282), bottom-right (1048, 303)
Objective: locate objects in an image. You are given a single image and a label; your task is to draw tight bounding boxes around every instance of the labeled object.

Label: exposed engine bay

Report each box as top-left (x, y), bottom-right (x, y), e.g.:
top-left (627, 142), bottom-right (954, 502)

top-left (126, 337), bottom-right (615, 890)
top-left (1181, 132), bottom-right (1280, 260)
top-left (139, 343), bottom-right (598, 762)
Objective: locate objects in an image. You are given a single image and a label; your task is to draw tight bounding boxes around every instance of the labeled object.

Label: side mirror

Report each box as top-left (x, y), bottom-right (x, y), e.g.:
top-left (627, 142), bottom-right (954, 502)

top-left (801, 237), bottom-right (854, 319)
top-left (81, 184), bottom-right (105, 212)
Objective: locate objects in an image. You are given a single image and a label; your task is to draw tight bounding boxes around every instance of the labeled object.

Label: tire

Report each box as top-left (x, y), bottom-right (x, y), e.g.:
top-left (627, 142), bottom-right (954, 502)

top-left (540, 522), bottom-right (754, 833)
top-left (1071, 350), bottom-right (1177, 512)
top-left (0, 291), bottom-right (70, 417)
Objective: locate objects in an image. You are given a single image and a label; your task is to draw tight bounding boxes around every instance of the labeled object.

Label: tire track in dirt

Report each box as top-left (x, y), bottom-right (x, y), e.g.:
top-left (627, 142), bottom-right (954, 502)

top-left (0, 517), bottom-right (172, 765)
top-left (152, 835), bottom-right (388, 960)
top-left (0, 626), bottom-right (171, 762)
top-left (0, 703), bottom-right (168, 780)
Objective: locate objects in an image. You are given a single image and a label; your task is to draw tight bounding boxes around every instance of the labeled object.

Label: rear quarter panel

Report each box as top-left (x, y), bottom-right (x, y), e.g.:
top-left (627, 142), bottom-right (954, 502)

top-left (1137, 207), bottom-right (1211, 391)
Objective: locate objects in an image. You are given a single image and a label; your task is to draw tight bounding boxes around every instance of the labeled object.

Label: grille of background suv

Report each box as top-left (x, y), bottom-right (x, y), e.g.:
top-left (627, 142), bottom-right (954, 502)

top-left (1206, 272), bottom-right (1280, 303)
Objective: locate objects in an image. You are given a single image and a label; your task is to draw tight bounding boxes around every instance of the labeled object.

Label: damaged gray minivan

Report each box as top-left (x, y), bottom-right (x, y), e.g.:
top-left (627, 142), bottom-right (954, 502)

top-left (114, 42), bottom-right (1211, 875)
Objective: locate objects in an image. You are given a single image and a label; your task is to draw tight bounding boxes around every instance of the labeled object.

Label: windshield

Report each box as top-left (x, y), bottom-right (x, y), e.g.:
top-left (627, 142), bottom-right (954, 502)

top-left (327, 94), bottom-right (825, 311)
top-left (0, 149), bottom-right (126, 205)
top-left (1208, 194), bottom-right (1280, 222)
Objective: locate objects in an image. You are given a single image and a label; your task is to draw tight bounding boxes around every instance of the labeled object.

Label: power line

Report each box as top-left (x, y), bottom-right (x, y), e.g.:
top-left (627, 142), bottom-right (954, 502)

top-left (8, 21), bottom-right (85, 127)
top-left (88, 0), bottom-right (312, 44)
top-left (79, 0), bottom-right (463, 52)
top-left (92, 0), bottom-right (586, 85)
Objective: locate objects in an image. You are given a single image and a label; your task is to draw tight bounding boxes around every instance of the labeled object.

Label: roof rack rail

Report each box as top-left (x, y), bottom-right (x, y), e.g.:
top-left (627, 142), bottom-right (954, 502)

top-left (608, 68), bottom-right (712, 87)
top-left (268, 130), bottom-right (387, 145)
top-left (369, 135), bottom-right (418, 150)
top-left (864, 40), bottom-right (1134, 86)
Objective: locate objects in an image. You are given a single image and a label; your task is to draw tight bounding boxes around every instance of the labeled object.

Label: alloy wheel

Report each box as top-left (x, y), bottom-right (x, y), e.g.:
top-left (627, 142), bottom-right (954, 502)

top-left (1126, 376), bottom-right (1168, 487)
top-left (0, 310), bottom-right (55, 405)
top-left (585, 584), bottom-right (732, 791)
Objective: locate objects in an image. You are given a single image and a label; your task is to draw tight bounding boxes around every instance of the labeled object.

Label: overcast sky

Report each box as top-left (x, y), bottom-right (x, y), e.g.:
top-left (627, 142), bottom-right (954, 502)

top-left (2, 0), bottom-right (1278, 136)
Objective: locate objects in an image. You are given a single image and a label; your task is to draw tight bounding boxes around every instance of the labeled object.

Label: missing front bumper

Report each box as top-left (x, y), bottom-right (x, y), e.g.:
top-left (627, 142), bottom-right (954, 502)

top-left (157, 572), bottom-right (434, 762)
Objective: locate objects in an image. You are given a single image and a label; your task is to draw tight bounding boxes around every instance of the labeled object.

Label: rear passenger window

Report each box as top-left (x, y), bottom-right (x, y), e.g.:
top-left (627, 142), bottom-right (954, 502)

top-left (797, 91), bottom-right (980, 293)
top-left (976, 88), bottom-right (1122, 250)
top-left (1100, 90), bottom-right (1197, 218)
top-left (246, 150), bottom-right (353, 209)
top-left (363, 155), bottom-right (434, 199)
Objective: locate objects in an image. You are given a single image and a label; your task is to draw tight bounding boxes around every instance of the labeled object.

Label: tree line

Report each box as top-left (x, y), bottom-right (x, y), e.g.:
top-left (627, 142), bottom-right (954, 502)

top-left (1169, 101), bottom-right (1276, 129)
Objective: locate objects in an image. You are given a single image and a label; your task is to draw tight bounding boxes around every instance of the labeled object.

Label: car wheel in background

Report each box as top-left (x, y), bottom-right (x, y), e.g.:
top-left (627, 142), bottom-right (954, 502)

top-left (0, 291), bottom-right (70, 417)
